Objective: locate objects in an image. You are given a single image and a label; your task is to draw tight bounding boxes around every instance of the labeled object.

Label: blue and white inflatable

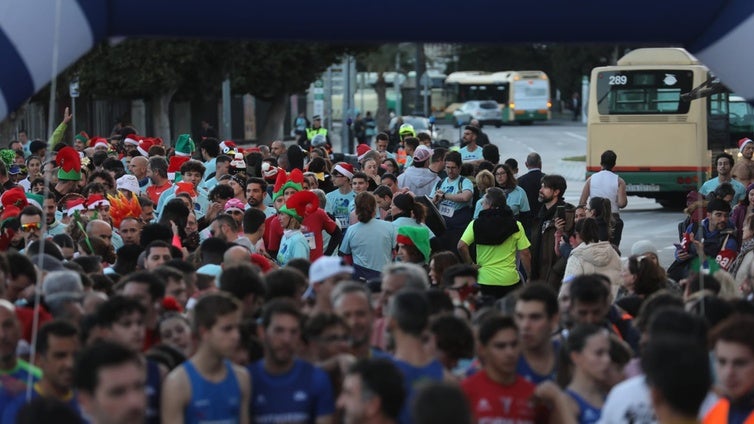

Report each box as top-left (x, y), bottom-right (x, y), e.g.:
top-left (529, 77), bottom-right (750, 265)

top-left (1, 0), bottom-right (754, 120)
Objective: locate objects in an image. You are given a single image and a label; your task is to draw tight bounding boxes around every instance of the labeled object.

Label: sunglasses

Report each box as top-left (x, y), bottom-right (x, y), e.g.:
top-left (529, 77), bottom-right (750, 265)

top-left (21, 222), bottom-right (40, 232)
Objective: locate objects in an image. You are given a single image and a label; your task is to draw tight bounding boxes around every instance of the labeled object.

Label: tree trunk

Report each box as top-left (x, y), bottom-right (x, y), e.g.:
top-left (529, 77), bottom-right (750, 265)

top-left (152, 89), bottom-right (176, 146)
top-left (375, 73), bottom-right (389, 132)
top-left (258, 93), bottom-right (287, 145)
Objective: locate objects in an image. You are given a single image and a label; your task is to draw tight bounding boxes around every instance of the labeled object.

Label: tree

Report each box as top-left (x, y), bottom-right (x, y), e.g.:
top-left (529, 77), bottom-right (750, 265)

top-left (228, 42), bottom-right (365, 144)
top-left (357, 44), bottom-right (408, 132)
top-left (74, 39), bottom-right (223, 143)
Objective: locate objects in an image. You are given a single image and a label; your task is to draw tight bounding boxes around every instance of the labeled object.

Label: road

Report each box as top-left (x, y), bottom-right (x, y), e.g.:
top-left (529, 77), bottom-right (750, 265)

top-left (433, 120), bottom-right (686, 267)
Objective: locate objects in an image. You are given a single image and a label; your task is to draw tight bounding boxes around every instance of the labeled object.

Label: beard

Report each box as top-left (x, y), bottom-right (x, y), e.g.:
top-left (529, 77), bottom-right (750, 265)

top-left (538, 194), bottom-right (553, 203)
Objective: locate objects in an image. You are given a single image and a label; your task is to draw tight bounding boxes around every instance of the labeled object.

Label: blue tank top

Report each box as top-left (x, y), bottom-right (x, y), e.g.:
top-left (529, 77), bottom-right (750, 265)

top-left (184, 359), bottom-right (242, 424)
top-left (566, 389), bottom-right (602, 424)
top-left (516, 339), bottom-right (561, 384)
top-left (146, 359), bottom-right (161, 424)
top-left (391, 358), bottom-right (444, 424)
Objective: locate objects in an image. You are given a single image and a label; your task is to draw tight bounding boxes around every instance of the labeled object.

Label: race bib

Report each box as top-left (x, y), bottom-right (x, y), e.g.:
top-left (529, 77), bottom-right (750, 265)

top-left (304, 232), bottom-right (316, 250)
top-left (337, 216), bottom-right (349, 229)
top-left (439, 202), bottom-right (455, 218)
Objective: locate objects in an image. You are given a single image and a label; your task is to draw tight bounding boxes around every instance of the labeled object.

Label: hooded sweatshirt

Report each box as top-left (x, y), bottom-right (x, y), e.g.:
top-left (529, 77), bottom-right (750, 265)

top-left (564, 241), bottom-right (623, 291)
top-left (397, 166), bottom-right (441, 198)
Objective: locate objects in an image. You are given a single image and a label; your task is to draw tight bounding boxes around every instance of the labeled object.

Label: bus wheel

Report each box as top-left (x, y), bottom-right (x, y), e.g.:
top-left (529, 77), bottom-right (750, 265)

top-left (657, 194), bottom-right (686, 210)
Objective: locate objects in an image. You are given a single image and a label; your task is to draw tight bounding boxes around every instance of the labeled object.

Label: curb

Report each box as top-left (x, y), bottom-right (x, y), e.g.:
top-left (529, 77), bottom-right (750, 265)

top-left (556, 160), bottom-right (586, 182)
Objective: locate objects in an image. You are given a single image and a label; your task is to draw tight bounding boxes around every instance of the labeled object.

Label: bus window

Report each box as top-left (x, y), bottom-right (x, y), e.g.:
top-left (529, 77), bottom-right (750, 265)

top-left (596, 70), bottom-right (694, 115)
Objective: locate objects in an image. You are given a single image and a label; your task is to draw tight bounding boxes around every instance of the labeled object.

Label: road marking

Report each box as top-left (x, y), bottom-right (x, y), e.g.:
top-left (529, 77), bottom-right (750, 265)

top-left (565, 132), bottom-right (587, 141)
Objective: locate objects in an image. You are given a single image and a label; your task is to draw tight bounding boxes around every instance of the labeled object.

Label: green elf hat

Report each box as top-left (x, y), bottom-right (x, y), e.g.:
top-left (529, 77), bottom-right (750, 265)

top-left (397, 226), bottom-right (431, 263)
top-left (55, 146), bottom-right (82, 181)
top-left (174, 134), bottom-right (195, 157)
top-left (279, 190), bottom-right (319, 222)
top-left (25, 192), bottom-right (44, 211)
top-left (272, 168), bottom-right (304, 201)
top-left (73, 131), bottom-right (89, 146)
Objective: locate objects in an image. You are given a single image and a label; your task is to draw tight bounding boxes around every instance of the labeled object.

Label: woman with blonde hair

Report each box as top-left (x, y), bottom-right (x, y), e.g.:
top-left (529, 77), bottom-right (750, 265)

top-left (473, 170), bottom-right (495, 218)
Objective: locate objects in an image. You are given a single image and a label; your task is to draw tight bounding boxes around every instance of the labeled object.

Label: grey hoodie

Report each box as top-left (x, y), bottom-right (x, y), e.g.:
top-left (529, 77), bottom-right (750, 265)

top-left (397, 166), bottom-right (441, 198)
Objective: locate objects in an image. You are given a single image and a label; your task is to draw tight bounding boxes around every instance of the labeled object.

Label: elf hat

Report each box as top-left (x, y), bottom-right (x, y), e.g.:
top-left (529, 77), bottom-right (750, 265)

top-left (73, 131), bottom-right (89, 146)
top-left (356, 144), bottom-right (372, 161)
top-left (273, 169), bottom-right (304, 201)
top-left (333, 162), bottom-right (354, 179)
top-left (1, 187), bottom-right (28, 210)
top-left (24, 192), bottom-right (43, 211)
top-left (174, 134), bottom-right (195, 157)
top-left (279, 190), bottom-right (319, 222)
top-left (396, 226), bottom-right (431, 263)
top-left (740, 137), bottom-right (754, 152)
top-left (56, 146), bottom-right (82, 181)
top-left (85, 194), bottom-right (110, 210)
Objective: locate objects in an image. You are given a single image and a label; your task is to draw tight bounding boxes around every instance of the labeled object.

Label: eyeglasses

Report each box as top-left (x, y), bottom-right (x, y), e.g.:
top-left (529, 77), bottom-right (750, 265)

top-left (20, 222), bottom-right (40, 232)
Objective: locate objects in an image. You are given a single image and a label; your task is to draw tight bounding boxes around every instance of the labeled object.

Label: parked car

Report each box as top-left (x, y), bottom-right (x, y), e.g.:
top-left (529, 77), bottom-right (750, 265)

top-left (452, 100), bottom-right (502, 127)
top-left (388, 115), bottom-right (439, 140)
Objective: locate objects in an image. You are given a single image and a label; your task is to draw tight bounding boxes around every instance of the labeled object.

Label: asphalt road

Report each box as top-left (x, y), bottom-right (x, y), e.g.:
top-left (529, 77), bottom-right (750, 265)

top-left (433, 120), bottom-right (686, 267)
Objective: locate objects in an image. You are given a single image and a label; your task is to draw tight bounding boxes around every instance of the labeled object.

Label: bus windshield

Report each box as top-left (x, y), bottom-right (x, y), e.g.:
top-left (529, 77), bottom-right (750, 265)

top-left (458, 83), bottom-right (507, 103)
top-left (595, 70), bottom-right (694, 115)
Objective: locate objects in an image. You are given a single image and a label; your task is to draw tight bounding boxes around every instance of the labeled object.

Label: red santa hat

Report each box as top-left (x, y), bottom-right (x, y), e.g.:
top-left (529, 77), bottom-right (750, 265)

top-left (137, 138), bottom-right (154, 157)
top-left (356, 143), bottom-right (372, 161)
top-left (123, 135), bottom-right (141, 146)
top-left (85, 194), bottom-right (110, 210)
top-left (175, 181), bottom-right (197, 198)
top-left (1, 187), bottom-right (28, 210)
top-left (333, 162), bottom-right (354, 179)
top-left (740, 137), bottom-right (754, 152)
top-left (90, 137), bottom-right (109, 150)
top-left (65, 197), bottom-right (86, 213)
top-left (168, 156), bottom-right (191, 181)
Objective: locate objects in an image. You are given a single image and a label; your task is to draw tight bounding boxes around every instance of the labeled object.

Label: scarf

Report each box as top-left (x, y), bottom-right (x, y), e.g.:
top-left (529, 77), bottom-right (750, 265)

top-left (730, 238), bottom-right (754, 276)
top-left (474, 206), bottom-right (519, 245)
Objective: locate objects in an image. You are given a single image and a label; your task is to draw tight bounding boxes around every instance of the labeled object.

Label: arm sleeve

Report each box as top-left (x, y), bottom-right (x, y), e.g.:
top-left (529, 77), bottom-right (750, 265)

top-left (48, 122), bottom-right (68, 148)
top-left (461, 177), bottom-right (474, 193)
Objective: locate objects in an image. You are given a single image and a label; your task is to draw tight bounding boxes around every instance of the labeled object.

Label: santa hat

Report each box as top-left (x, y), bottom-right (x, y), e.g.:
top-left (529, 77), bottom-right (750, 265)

top-left (279, 190), bottom-right (319, 222)
top-left (137, 138), bottom-right (154, 157)
top-left (219, 140), bottom-right (237, 155)
top-left (740, 138), bottom-right (754, 152)
top-left (250, 253), bottom-right (273, 273)
top-left (55, 146), bottom-right (82, 181)
top-left (230, 152), bottom-right (246, 171)
top-left (86, 194), bottom-right (110, 210)
top-left (174, 134), bottom-right (195, 157)
top-left (262, 162), bottom-right (280, 182)
top-left (123, 135), bottom-right (141, 147)
top-left (65, 197), bottom-right (85, 213)
top-left (73, 131), bottom-right (89, 145)
top-left (175, 181), bottom-right (197, 198)
top-left (168, 156), bottom-right (191, 181)
top-left (90, 137), bottom-right (109, 150)
top-left (1, 187), bottom-right (28, 210)
top-left (333, 162), bottom-right (354, 179)
top-left (273, 169), bottom-right (304, 201)
top-left (356, 143), bottom-right (372, 161)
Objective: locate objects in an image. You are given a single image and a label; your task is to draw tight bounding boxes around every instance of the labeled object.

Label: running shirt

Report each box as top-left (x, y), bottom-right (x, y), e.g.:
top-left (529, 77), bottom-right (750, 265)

top-left (248, 359), bottom-right (335, 424)
top-left (436, 176), bottom-right (474, 216)
top-left (516, 339), bottom-right (560, 384)
top-left (325, 190), bottom-right (355, 230)
top-left (459, 145), bottom-right (484, 162)
top-left (146, 359), bottom-right (162, 424)
top-left (462, 371), bottom-right (543, 424)
top-left (183, 359), bottom-right (242, 424)
top-left (1, 383), bottom-right (82, 423)
top-left (339, 219), bottom-right (395, 273)
top-left (277, 230), bottom-right (310, 266)
top-left (264, 208), bottom-right (338, 262)
top-left (567, 389), bottom-right (602, 424)
top-left (146, 181), bottom-right (172, 205)
top-left (391, 358), bottom-right (444, 424)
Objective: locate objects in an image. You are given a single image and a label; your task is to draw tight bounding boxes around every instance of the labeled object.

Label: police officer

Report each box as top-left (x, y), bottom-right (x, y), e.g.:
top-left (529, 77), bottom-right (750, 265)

top-left (305, 115), bottom-right (329, 151)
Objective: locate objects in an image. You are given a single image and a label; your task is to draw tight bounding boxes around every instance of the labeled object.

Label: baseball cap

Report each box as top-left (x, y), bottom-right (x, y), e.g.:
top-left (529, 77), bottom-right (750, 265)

top-left (303, 257), bottom-right (354, 299)
top-left (413, 145), bottom-right (432, 163)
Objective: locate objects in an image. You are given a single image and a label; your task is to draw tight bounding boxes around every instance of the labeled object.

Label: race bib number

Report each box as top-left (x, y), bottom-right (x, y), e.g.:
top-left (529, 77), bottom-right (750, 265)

top-left (304, 232), bottom-right (316, 250)
top-left (439, 202), bottom-right (455, 218)
top-left (337, 216), bottom-right (349, 229)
